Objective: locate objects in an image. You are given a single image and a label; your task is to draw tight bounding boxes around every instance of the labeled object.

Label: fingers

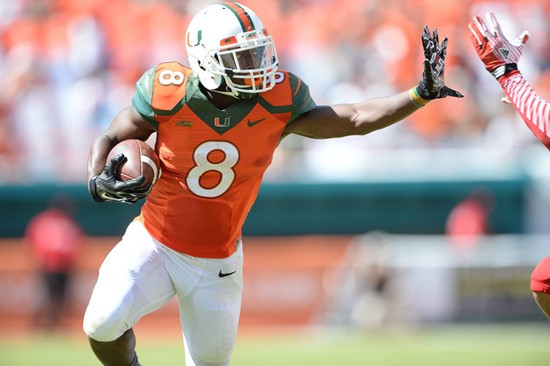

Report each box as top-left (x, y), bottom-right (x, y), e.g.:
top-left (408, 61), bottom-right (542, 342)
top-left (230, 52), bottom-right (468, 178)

top-left (422, 26), bottom-right (431, 55)
top-left (488, 12), bottom-right (502, 36)
top-left (111, 153), bottom-right (127, 166)
top-left (118, 175), bottom-right (146, 190)
top-left (422, 25), bottom-right (430, 42)
top-left (423, 25), bottom-right (442, 62)
top-left (105, 153), bottom-right (127, 175)
top-left (469, 14), bottom-right (494, 50)
top-left (423, 26), bottom-right (447, 56)
top-left (131, 181), bottom-right (153, 195)
top-left (432, 28), bottom-right (439, 50)
top-left (489, 11), bottom-right (529, 48)
top-left (468, 22), bottom-right (484, 46)
top-left (473, 15), bottom-right (488, 39)
top-left (440, 37), bottom-right (448, 60)
top-left (517, 30), bottom-right (529, 45)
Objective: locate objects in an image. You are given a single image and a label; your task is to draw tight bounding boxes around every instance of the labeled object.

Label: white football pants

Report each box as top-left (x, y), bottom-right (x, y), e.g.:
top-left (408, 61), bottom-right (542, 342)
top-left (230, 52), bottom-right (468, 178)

top-left (83, 221), bottom-right (244, 366)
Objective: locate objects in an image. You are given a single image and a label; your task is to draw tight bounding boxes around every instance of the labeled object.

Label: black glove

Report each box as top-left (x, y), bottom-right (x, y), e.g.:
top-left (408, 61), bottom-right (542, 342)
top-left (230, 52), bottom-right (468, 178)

top-left (89, 154), bottom-right (151, 204)
top-left (416, 26), bottom-right (463, 99)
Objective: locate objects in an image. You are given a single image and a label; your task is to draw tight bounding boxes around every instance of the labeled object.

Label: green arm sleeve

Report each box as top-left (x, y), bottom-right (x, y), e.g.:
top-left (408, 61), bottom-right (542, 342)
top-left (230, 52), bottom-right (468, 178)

top-left (289, 73), bottom-right (316, 123)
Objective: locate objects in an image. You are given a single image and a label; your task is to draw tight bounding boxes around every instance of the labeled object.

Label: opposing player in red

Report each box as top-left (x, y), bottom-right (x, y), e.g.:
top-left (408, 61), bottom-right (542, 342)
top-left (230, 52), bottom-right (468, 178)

top-left (84, 2), bottom-right (463, 365)
top-left (26, 192), bottom-right (83, 331)
top-left (469, 12), bottom-right (550, 320)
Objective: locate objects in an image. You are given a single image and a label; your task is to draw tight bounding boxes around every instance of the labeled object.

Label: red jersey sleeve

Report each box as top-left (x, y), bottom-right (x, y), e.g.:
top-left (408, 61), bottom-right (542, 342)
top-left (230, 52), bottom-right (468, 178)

top-left (499, 71), bottom-right (550, 149)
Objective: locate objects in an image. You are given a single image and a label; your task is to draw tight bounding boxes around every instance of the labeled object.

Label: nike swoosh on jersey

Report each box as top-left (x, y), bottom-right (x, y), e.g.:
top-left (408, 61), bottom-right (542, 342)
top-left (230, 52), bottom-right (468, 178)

top-left (218, 270), bottom-right (237, 278)
top-left (247, 118), bottom-right (266, 127)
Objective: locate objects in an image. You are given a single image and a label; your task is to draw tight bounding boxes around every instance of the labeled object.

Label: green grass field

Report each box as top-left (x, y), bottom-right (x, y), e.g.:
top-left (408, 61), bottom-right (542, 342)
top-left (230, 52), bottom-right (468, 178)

top-left (1, 324), bottom-right (550, 366)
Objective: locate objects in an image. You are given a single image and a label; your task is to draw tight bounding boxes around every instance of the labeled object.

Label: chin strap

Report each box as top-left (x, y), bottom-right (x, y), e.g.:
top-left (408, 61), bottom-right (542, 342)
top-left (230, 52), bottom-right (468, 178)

top-left (211, 88), bottom-right (240, 98)
top-left (209, 83), bottom-right (256, 100)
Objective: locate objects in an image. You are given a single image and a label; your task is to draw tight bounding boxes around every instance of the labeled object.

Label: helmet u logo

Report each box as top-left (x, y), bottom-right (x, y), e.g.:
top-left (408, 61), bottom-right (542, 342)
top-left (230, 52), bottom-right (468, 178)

top-left (186, 30), bottom-right (202, 47)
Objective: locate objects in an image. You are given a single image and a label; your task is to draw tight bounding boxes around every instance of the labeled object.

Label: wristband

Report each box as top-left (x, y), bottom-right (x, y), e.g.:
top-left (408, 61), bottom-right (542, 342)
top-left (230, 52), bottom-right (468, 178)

top-left (491, 63), bottom-right (518, 79)
top-left (409, 87), bottom-right (431, 108)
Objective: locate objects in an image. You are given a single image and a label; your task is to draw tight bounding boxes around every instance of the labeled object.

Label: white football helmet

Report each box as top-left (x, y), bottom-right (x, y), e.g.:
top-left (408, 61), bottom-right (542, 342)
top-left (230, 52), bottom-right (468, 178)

top-left (185, 2), bottom-right (279, 97)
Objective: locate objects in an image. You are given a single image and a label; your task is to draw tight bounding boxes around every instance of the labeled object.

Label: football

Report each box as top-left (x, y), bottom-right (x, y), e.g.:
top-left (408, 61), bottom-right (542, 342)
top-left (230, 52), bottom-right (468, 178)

top-left (106, 139), bottom-right (161, 187)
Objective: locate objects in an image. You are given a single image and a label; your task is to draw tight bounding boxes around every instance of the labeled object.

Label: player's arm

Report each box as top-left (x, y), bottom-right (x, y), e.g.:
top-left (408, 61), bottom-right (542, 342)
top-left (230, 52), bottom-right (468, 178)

top-left (469, 13), bottom-right (550, 149)
top-left (284, 26), bottom-right (463, 139)
top-left (499, 72), bottom-right (550, 149)
top-left (285, 92), bottom-right (419, 139)
top-left (87, 105), bottom-right (157, 203)
top-left (88, 106), bottom-right (155, 178)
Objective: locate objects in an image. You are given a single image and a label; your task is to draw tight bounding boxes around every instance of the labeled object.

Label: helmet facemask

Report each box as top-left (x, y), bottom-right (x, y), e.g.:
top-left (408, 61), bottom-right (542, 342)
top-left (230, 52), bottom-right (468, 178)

top-left (214, 29), bottom-right (278, 95)
top-left (189, 29), bottom-right (279, 98)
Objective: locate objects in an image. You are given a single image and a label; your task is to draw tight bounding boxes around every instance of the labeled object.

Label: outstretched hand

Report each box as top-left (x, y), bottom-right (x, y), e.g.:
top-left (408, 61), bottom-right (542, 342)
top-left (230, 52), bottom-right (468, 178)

top-left (468, 12), bottom-right (529, 79)
top-left (417, 26), bottom-right (463, 99)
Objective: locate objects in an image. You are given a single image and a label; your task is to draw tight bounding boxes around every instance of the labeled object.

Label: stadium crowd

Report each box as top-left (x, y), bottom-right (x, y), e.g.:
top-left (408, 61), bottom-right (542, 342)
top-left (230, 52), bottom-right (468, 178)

top-left (0, 0), bottom-right (548, 182)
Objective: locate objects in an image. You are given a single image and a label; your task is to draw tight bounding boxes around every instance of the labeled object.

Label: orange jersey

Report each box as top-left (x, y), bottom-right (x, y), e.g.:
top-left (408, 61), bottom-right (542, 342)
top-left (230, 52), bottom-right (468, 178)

top-left (132, 62), bottom-right (315, 258)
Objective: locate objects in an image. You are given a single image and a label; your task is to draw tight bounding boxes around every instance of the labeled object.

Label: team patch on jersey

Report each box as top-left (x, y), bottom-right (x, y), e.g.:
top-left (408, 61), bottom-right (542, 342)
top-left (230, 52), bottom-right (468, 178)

top-left (176, 120), bottom-right (193, 127)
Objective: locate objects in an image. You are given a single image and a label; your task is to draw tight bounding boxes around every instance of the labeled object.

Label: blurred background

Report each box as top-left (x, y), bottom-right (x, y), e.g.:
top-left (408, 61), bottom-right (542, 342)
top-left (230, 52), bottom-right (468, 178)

top-left (1, 0), bottom-right (550, 365)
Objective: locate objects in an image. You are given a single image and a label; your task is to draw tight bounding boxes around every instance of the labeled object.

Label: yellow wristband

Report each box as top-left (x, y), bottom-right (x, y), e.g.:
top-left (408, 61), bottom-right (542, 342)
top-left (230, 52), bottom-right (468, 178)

top-left (409, 87), bottom-right (430, 108)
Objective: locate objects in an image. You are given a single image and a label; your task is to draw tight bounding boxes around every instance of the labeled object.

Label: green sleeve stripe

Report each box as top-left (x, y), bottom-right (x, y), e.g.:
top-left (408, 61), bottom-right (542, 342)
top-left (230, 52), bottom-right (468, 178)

top-left (132, 93), bottom-right (159, 129)
top-left (289, 73), bottom-right (300, 97)
top-left (289, 73), bottom-right (316, 123)
top-left (132, 66), bottom-right (159, 129)
top-left (132, 87), bottom-right (155, 121)
top-left (153, 97), bottom-right (187, 116)
top-left (258, 97), bottom-right (292, 114)
top-left (144, 67), bottom-right (156, 100)
top-left (136, 65), bottom-right (156, 102)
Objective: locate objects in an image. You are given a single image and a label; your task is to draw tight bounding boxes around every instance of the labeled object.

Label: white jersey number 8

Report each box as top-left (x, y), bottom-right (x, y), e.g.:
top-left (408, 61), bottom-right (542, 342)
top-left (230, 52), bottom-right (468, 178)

top-left (187, 141), bottom-right (239, 198)
top-left (158, 70), bottom-right (185, 86)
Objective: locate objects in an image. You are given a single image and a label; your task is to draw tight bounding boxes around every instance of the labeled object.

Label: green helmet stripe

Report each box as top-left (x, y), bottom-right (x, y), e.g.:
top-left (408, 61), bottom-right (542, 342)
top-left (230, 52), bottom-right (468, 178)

top-left (219, 2), bottom-right (256, 32)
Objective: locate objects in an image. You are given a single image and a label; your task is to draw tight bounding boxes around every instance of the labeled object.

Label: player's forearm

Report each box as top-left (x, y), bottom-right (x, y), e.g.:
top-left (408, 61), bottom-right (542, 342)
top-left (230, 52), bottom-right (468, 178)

top-left (87, 106), bottom-right (157, 179)
top-left (87, 135), bottom-right (117, 179)
top-left (499, 71), bottom-right (550, 149)
top-left (350, 90), bottom-right (421, 135)
top-left (285, 90), bottom-right (426, 139)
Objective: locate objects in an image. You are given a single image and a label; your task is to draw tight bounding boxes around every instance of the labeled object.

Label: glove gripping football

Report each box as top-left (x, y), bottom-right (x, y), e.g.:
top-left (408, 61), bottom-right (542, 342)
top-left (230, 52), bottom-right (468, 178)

top-left (89, 154), bottom-right (151, 204)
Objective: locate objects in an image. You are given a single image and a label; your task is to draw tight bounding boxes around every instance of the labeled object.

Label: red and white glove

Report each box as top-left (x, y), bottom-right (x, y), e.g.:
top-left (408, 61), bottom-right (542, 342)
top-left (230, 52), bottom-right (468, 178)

top-left (468, 12), bottom-right (529, 79)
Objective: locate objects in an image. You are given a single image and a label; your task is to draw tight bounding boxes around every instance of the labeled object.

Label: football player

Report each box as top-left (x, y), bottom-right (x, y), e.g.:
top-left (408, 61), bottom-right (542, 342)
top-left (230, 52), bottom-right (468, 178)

top-left (469, 12), bottom-right (550, 320)
top-left (84, 2), bottom-right (463, 366)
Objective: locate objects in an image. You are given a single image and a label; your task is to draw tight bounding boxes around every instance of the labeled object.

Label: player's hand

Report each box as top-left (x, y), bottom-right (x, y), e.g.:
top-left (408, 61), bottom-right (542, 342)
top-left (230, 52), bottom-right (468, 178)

top-left (416, 26), bottom-right (463, 99)
top-left (468, 12), bottom-right (529, 79)
top-left (88, 154), bottom-right (152, 204)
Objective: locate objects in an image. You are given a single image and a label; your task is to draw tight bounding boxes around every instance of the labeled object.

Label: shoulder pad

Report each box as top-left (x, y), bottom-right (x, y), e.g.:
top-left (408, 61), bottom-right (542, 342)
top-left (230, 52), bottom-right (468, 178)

top-left (260, 71), bottom-right (293, 108)
top-left (136, 62), bottom-right (192, 113)
top-left (151, 62), bottom-right (192, 112)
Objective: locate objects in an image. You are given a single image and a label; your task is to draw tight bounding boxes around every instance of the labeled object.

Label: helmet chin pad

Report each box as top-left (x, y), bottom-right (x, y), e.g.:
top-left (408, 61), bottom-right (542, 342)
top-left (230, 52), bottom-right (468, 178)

top-left (189, 48), bottom-right (223, 90)
top-left (198, 63), bottom-right (223, 90)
